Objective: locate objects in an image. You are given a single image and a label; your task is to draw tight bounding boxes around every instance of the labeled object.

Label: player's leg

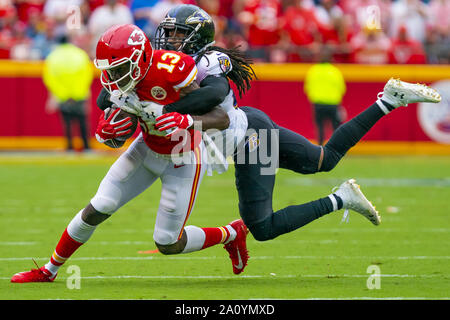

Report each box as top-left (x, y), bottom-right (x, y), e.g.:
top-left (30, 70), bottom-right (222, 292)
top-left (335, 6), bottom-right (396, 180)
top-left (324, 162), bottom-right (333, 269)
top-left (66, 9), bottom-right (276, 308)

top-left (11, 137), bottom-right (159, 283)
top-left (153, 144), bottom-right (234, 253)
top-left (276, 101), bottom-right (387, 174)
top-left (321, 78), bottom-right (440, 171)
top-left (234, 137), bottom-right (339, 242)
top-left (279, 78), bottom-right (441, 174)
top-left (236, 147), bottom-right (380, 242)
top-left (47, 137), bottom-right (161, 271)
top-left (235, 107), bottom-right (377, 243)
top-left (152, 144), bottom-right (207, 254)
top-left (152, 143), bottom-right (249, 273)
top-left (237, 79), bottom-right (441, 241)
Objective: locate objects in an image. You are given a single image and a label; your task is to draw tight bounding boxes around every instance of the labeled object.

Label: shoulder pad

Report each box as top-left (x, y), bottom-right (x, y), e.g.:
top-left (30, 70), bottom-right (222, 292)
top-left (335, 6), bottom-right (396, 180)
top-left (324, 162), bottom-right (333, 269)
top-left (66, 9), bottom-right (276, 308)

top-left (196, 51), bottom-right (232, 83)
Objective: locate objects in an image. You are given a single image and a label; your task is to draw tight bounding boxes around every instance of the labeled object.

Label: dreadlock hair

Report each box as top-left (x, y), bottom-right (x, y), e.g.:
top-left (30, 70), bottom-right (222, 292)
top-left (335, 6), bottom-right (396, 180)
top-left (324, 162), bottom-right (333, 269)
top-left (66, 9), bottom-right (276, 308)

top-left (195, 45), bottom-right (257, 98)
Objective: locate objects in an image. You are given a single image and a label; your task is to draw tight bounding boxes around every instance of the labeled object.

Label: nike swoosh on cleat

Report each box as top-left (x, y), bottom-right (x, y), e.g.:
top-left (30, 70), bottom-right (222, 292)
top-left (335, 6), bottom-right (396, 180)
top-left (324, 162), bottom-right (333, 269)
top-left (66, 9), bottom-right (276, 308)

top-left (234, 249), bottom-right (243, 269)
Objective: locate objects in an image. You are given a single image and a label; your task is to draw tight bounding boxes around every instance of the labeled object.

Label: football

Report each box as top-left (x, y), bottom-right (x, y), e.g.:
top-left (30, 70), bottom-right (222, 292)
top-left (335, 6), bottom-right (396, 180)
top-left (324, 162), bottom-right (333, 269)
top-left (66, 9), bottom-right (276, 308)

top-left (104, 107), bottom-right (139, 148)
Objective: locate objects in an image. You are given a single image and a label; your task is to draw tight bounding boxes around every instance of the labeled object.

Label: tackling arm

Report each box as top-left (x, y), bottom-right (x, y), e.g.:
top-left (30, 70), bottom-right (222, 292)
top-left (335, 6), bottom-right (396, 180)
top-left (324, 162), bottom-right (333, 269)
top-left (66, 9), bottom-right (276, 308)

top-left (95, 74), bottom-right (230, 116)
top-left (191, 106), bottom-right (230, 131)
top-left (163, 75), bottom-right (230, 115)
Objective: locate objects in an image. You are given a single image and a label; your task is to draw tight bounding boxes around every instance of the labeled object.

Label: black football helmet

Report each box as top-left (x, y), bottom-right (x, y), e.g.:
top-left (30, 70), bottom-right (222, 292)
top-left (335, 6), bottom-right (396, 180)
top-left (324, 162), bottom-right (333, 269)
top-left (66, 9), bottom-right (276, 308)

top-left (154, 4), bottom-right (215, 55)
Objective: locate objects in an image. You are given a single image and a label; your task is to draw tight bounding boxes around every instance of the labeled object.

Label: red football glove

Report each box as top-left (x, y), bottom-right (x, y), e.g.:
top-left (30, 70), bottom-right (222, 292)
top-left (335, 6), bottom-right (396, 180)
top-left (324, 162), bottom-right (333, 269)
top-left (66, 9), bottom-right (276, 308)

top-left (155, 112), bottom-right (194, 137)
top-left (95, 108), bottom-right (133, 143)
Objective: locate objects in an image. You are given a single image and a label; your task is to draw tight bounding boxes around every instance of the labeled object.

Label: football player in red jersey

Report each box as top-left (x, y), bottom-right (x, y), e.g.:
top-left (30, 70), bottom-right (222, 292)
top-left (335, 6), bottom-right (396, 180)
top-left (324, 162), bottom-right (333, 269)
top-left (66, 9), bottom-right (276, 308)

top-left (10, 24), bottom-right (248, 283)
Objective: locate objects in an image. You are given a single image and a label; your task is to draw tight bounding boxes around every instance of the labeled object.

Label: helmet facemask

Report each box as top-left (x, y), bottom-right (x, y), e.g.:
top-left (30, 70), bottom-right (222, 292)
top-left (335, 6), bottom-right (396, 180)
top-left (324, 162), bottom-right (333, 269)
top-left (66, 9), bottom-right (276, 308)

top-left (155, 18), bottom-right (203, 54)
top-left (95, 48), bottom-right (144, 94)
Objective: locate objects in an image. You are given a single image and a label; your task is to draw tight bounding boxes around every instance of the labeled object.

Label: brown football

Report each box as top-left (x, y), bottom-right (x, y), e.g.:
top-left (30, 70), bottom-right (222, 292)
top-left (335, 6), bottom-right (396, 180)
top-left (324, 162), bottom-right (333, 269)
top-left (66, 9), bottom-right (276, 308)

top-left (103, 107), bottom-right (138, 149)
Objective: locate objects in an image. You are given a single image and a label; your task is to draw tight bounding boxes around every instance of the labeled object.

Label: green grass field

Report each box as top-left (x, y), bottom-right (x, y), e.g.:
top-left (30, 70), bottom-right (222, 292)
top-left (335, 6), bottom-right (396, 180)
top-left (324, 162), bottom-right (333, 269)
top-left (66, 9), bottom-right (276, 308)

top-left (0, 152), bottom-right (449, 300)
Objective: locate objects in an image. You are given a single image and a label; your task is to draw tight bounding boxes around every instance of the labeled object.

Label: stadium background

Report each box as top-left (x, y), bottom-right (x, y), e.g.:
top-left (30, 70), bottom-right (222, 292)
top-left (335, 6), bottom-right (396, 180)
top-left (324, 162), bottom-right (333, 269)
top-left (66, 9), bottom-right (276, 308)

top-left (0, 0), bottom-right (449, 154)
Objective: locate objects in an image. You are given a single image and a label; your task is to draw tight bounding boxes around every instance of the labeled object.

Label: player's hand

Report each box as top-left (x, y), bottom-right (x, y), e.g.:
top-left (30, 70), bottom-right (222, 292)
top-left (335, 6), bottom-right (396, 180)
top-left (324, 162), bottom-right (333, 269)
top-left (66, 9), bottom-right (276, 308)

top-left (155, 112), bottom-right (194, 137)
top-left (139, 100), bottom-right (164, 122)
top-left (109, 90), bottom-right (164, 119)
top-left (95, 108), bottom-right (133, 143)
top-left (109, 90), bottom-right (141, 115)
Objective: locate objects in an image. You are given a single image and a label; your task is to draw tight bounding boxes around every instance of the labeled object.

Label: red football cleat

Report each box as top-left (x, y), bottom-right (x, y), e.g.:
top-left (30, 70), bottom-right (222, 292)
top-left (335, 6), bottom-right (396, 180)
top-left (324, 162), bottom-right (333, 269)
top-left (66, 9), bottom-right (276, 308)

top-left (11, 266), bottom-right (56, 283)
top-left (224, 219), bottom-right (249, 275)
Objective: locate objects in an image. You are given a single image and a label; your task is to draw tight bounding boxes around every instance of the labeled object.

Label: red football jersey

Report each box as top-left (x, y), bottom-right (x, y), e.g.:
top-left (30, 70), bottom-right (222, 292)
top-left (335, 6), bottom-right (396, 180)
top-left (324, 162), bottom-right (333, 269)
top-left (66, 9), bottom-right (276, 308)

top-left (135, 49), bottom-right (200, 155)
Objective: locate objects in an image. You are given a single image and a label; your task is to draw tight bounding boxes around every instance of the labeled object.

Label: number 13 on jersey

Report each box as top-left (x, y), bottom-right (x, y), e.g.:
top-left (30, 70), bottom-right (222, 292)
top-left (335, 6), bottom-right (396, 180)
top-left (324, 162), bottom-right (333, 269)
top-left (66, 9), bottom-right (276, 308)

top-left (157, 52), bottom-right (181, 73)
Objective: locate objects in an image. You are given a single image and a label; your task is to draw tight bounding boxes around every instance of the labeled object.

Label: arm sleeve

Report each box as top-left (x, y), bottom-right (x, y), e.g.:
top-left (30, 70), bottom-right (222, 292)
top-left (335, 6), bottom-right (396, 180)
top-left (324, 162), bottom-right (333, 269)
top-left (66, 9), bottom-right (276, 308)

top-left (96, 88), bottom-right (113, 111)
top-left (164, 74), bottom-right (230, 115)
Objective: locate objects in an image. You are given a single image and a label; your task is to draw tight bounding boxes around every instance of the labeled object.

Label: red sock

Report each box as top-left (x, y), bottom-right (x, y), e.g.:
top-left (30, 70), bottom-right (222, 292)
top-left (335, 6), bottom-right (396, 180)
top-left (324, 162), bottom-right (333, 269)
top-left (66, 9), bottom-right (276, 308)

top-left (201, 226), bottom-right (231, 249)
top-left (49, 229), bottom-right (83, 267)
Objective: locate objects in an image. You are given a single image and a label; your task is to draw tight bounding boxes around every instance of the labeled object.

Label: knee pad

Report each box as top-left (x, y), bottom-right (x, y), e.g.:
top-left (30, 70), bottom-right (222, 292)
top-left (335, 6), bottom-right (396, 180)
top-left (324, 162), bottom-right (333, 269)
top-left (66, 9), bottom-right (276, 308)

top-left (153, 227), bottom-right (178, 247)
top-left (239, 202), bottom-right (275, 242)
top-left (90, 194), bottom-right (119, 215)
top-left (247, 219), bottom-right (274, 242)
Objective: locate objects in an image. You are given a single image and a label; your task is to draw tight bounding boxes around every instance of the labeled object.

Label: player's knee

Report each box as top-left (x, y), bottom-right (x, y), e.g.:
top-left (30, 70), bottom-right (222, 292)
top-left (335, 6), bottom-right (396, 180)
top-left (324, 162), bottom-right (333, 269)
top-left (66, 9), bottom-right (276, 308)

top-left (240, 210), bottom-right (275, 242)
top-left (154, 229), bottom-right (186, 255)
top-left (319, 147), bottom-right (341, 172)
top-left (153, 230), bottom-right (179, 252)
top-left (319, 160), bottom-right (336, 172)
top-left (81, 203), bottom-right (110, 225)
top-left (155, 241), bottom-right (184, 255)
top-left (247, 224), bottom-right (274, 242)
top-left (90, 195), bottom-right (119, 215)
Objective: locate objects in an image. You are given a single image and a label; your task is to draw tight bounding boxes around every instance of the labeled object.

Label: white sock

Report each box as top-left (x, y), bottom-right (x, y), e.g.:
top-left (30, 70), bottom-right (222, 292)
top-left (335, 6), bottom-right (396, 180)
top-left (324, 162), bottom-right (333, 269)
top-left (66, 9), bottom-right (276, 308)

top-left (44, 210), bottom-right (97, 275)
top-left (376, 98), bottom-right (391, 115)
top-left (328, 194), bottom-right (339, 211)
top-left (181, 225), bottom-right (206, 253)
top-left (223, 225), bottom-right (237, 244)
top-left (66, 210), bottom-right (97, 243)
top-left (45, 262), bottom-right (60, 275)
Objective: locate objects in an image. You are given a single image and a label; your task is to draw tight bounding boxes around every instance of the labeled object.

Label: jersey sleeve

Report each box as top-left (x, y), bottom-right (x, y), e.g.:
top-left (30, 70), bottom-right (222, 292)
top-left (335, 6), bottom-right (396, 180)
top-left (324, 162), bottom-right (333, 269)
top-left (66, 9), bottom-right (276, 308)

top-left (196, 51), bottom-right (233, 83)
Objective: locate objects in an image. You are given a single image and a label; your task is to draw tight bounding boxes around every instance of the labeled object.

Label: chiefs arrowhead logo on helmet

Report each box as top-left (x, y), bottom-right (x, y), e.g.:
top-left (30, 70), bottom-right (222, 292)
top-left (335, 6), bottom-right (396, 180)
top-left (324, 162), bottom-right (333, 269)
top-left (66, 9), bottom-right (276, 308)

top-left (128, 29), bottom-right (145, 46)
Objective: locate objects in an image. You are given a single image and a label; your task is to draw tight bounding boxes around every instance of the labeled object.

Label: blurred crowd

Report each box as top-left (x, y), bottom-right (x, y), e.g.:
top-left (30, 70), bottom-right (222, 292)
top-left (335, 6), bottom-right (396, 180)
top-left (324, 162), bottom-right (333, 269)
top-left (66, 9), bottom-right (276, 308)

top-left (0, 0), bottom-right (448, 64)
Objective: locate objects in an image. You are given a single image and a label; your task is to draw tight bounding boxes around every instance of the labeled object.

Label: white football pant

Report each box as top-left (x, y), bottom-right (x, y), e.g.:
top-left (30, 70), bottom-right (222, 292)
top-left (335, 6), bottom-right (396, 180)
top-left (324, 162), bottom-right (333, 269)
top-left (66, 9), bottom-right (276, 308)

top-left (90, 134), bottom-right (207, 246)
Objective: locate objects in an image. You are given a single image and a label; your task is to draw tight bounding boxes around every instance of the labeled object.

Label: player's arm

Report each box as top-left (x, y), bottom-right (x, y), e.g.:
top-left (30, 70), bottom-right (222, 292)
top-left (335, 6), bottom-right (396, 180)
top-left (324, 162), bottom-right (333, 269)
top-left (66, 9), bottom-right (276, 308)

top-left (155, 106), bottom-right (229, 137)
top-left (192, 106), bottom-right (230, 131)
top-left (163, 74), bottom-right (230, 115)
top-left (97, 87), bottom-right (113, 110)
top-left (96, 85), bottom-right (229, 131)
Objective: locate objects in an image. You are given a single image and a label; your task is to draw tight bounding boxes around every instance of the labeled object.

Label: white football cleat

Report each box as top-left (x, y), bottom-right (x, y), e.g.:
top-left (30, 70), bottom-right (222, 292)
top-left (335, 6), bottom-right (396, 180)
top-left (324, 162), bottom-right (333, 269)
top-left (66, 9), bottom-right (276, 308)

top-left (333, 179), bottom-right (381, 226)
top-left (378, 78), bottom-right (441, 109)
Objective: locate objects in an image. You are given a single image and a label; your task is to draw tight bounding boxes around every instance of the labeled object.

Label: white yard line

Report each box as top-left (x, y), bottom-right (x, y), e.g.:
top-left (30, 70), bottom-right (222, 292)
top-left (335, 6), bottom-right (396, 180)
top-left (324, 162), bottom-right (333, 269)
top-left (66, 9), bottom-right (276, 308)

top-left (1, 255), bottom-right (449, 261)
top-left (0, 274), bottom-right (446, 280)
top-left (0, 239), bottom-right (445, 246)
top-left (0, 242), bottom-right (38, 246)
top-left (285, 177), bottom-right (450, 187)
top-left (250, 297), bottom-right (450, 300)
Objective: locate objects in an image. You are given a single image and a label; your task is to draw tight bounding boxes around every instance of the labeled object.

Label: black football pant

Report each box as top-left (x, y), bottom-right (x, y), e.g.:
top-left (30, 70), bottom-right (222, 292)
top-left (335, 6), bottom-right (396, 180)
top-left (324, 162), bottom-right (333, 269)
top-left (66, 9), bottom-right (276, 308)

top-left (235, 104), bottom-right (385, 241)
